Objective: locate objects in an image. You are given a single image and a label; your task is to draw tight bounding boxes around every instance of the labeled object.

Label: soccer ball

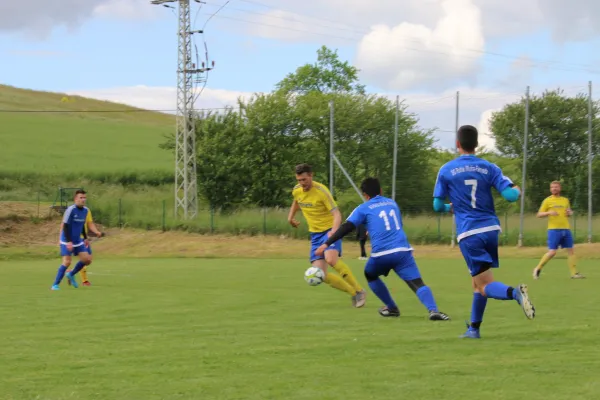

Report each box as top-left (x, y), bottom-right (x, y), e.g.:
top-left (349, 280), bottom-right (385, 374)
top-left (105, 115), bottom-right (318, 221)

top-left (304, 266), bottom-right (325, 286)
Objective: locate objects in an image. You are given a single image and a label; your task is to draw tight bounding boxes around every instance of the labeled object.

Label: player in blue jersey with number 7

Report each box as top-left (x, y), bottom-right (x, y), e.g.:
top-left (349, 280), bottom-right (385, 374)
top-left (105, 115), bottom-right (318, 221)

top-left (315, 177), bottom-right (450, 320)
top-left (433, 125), bottom-right (535, 339)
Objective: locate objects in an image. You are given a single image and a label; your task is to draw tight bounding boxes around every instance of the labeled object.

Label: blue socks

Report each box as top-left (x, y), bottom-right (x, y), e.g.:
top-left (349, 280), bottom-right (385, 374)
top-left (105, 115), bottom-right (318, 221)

top-left (71, 261), bottom-right (85, 276)
top-left (368, 278), bottom-right (397, 309)
top-left (53, 265), bottom-right (67, 285)
top-left (484, 281), bottom-right (515, 300)
top-left (416, 286), bottom-right (438, 311)
top-left (471, 292), bottom-right (487, 328)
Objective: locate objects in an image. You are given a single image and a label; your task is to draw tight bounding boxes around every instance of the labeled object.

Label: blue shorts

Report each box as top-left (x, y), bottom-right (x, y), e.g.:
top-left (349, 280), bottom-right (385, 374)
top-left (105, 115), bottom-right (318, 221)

top-left (310, 230), bottom-right (342, 262)
top-left (364, 251), bottom-right (421, 281)
top-left (547, 229), bottom-right (573, 250)
top-left (59, 243), bottom-right (90, 257)
top-left (458, 230), bottom-right (499, 277)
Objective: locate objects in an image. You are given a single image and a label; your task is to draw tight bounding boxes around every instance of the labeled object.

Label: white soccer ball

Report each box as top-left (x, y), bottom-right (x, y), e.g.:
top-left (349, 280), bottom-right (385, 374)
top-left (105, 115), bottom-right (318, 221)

top-left (304, 266), bottom-right (325, 286)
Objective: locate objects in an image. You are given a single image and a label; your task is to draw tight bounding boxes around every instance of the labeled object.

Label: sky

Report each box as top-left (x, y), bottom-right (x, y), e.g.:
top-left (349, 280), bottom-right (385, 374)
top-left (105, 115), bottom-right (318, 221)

top-left (2, 0), bottom-right (600, 150)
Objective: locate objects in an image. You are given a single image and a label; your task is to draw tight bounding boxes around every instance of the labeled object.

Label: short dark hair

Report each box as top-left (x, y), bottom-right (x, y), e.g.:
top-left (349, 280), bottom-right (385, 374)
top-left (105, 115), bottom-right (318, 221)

top-left (295, 163), bottom-right (312, 175)
top-left (73, 189), bottom-right (86, 199)
top-left (457, 125), bottom-right (478, 152)
top-left (360, 177), bottom-right (381, 198)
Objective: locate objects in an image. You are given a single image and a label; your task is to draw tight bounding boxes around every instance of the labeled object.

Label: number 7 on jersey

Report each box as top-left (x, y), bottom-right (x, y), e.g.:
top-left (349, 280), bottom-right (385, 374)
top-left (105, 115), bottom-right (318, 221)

top-left (465, 179), bottom-right (477, 208)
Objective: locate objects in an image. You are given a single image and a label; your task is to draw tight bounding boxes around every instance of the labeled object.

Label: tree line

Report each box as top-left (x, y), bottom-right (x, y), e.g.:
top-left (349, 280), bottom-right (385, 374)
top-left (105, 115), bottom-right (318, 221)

top-left (161, 46), bottom-right (600, 216)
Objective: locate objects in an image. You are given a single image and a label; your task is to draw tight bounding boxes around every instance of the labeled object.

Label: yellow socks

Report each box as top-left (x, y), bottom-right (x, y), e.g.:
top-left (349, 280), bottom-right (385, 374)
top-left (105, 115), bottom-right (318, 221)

top-left (331, 260), bottom-right (363, 292)
top-left (324, 273), bottom-right (356, 296)
top-left (80, 266), bottom-right (89, 283)
top-left (536, 253), bottom-right (553, 270)
top-left (568, 255), bottom-right (577, 276)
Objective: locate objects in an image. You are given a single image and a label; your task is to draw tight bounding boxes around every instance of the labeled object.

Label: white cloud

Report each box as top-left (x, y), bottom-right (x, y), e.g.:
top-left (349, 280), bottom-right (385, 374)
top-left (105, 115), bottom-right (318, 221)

top-left (0, 0), bottom-right (160, 37)
top-left (93, 0), bottom-right (162, 20)
top-left (534, 0), bottom-right (600, 42)
top-left (355, 0), bottom-right (484, 91)
top-left (477, 109), bottom-right (497, 151)
top-left (67, 85), bottom-right (254, 113)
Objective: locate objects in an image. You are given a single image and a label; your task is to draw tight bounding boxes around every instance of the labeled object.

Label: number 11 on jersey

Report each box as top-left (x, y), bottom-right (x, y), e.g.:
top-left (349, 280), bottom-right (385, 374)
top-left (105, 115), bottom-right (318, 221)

top-left (379, 209), bottom-right (400, 230)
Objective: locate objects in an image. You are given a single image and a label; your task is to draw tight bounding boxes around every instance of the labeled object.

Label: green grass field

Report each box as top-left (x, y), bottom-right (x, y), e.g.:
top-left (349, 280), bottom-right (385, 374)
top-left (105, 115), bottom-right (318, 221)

top-left (0, 85), bottom-right (174, 174)
top-left (1, 257), bottom-right (598, 400)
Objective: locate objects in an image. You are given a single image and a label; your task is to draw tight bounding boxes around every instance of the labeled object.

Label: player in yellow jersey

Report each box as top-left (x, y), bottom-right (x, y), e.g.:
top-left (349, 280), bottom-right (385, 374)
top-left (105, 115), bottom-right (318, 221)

top-left (288, 163), bottom-right (367, 307)
top-left (533, 181), bottom-right (584, 279)
top-left (66, 208), bottom-right (103, 286)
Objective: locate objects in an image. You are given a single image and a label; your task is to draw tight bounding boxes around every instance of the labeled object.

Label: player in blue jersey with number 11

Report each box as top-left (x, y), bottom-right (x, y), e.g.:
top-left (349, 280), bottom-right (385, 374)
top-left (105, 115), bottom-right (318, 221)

top-left (315, 177), bottom-right (450, 320)
top-left (433, 125), bottom-right (535, 339)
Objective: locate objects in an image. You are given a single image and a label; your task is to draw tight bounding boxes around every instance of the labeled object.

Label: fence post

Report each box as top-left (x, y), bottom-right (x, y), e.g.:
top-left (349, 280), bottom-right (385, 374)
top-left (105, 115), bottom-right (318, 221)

top-left (162, 200), bottom-right (166, 232)
top-left (118, 198), bottom-right (122, 228)
top-left (437, 214), bottom-right (441, 242)
top-left (210, 206), bottom-right (214, 233)
top-left (504, 212), bottom-right (508, 245)
top-left (573, 213), bottom-right (577, 243)
top-left (263, 208), bottom-right (267, 235)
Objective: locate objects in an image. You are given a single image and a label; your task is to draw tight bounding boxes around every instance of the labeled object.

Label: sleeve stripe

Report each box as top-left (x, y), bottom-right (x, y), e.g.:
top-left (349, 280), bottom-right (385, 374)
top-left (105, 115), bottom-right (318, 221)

top-left (316, 185), bottom-right (336, 209)
top-left (62, 206), bottom-right (73, 223)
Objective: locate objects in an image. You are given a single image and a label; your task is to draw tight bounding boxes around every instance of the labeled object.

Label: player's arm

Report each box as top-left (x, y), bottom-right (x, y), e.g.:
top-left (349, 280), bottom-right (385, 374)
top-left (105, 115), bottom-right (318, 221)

top-left (88, 221), bottom-right (103, 237)
top-left (287, 200), bottom-right (300, 228)
top-left (87, 213), bottom-right (103, 237)
top-left (432, 168), bottom-right (452, 213)
top-left (490, 164), bottom-right (520, 202)
top-left (62, 208), bottom-right (74, 244)
top-left (566, 199), bottom-right (573, 216)
top-left (317, 185), bottom-right (341, 232)
top-left (324, 220), bottom-right (355, 245)
top-left (316, 206), bottom-right (363, 256)
top-left (330, 207), bottom-right (342, 233)
top-left (536, 199), bottom-right (556, 218)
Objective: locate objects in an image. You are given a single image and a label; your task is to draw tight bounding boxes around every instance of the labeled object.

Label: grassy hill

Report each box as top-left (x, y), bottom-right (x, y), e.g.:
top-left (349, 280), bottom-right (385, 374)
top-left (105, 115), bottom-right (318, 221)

top-left (0, 85), bottom-right (175, 175)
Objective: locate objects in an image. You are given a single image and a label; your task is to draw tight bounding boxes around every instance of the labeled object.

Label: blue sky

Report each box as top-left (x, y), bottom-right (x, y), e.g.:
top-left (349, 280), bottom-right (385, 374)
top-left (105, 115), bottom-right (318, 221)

top-left (2, 0), bottom-right (600, 148)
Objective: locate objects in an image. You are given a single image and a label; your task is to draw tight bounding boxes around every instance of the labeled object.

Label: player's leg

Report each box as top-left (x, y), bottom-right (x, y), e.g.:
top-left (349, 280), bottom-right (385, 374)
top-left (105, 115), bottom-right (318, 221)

top-left (324, 239), bottom-right (366, 306)
top-left (80, 245), bottom-right (92, 285)
top-left (52, 249), bottom-right (71, 290)
top-left (533, 230), bottom-right (558, 279)
top-left (474, 232), bottom-right (535, 317)
top-left (562, 230), bottom-right (583, 278)
top-left (359, 239), bottom-right (367, 259)
top-left (395, 252), bottom-right (450, 320)
top-left (459, 233), bottom-right (534, 338)
top-left (363, 256), bottom-right (399, 317)
top-left (310, 234), bottom-right (356, 298)
top-left (65, 248), bottom-right (91, 288)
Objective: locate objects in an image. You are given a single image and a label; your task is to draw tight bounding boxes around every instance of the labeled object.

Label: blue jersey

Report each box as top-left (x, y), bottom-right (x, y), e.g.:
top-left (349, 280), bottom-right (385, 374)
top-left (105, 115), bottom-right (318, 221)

top-left (433, 155), bottom-right (513, 242)
top-left (346, 195), bottom-right (412, 257)
top-left (59, 205), bottom-right (89, 245)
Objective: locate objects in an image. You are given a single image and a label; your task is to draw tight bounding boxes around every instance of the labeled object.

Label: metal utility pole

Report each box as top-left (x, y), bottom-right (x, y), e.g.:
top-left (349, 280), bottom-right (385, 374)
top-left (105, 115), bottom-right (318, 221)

top-left (329, 100), bottom-right (334, 196)
top-left (588, 81), bottom-right (593, 243)
top-left (392, 95), bottom-right (399, 201)
top-left (518, 86), bottom-right (530, 247)
top-left (151, 0), bottom-right (214, 219)
top-left (451, 91), bottom-right (459, 248)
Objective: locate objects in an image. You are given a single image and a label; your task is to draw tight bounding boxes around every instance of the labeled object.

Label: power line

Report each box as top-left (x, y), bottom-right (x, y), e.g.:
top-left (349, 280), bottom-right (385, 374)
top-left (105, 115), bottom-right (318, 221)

top-left (203, 2), bottom-right (600, 74)
top-left (0, 107), bottom-right (230, 113)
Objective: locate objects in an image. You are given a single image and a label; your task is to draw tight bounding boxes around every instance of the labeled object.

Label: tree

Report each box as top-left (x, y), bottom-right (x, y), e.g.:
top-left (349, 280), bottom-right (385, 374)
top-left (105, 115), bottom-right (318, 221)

top-left (490, 89), bottom-right (600, 211)
top-left (240, 92), bottom-right (301, 207)
top-left (195, 108), bottom-right (249, 210)
top-left (276, 46), bottom-right (365, 95)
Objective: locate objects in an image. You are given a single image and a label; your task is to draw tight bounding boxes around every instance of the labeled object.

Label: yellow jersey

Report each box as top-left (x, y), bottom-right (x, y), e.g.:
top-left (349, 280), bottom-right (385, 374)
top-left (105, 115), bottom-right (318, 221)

top-left (292, 181), bottom-right (337, 233)
top-left (81, 209), bottom-right (93, 238)
top-left (539, 195), bottom-right (571, 230)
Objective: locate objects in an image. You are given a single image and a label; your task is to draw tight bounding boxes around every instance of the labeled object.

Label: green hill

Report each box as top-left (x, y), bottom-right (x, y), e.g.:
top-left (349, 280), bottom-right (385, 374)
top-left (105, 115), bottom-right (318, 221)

top-left (0, 85), bottom-right (175, 175)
